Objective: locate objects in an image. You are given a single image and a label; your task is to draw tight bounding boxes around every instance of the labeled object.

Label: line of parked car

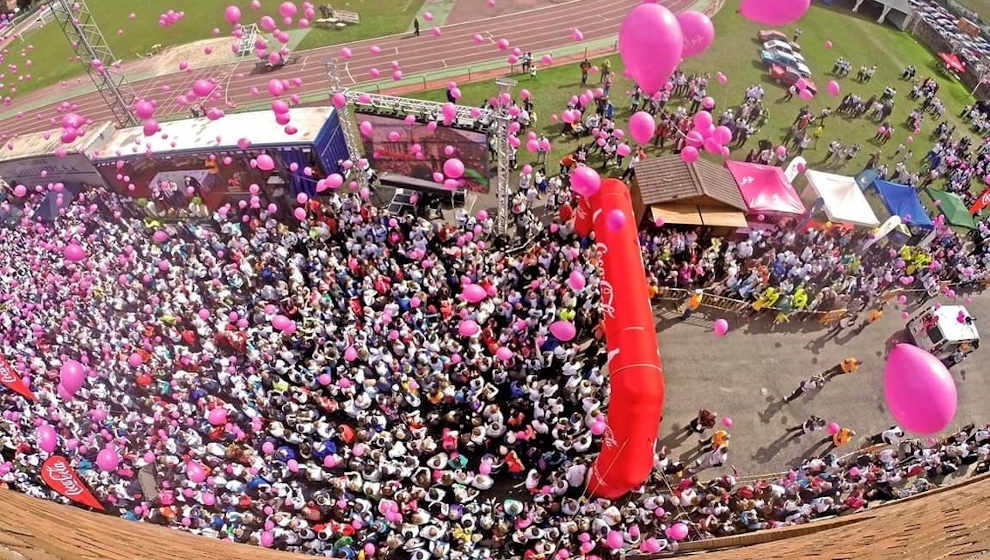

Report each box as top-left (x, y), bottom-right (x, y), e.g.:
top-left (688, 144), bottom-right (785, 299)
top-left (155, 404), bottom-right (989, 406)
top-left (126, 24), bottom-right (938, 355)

top-left (758, 29), bottom-right (817, 94)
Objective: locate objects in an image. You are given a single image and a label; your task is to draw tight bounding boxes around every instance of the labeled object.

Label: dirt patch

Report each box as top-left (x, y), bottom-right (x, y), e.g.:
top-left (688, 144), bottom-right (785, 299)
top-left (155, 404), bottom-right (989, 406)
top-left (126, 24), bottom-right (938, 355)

top-left (128, 36), bottom-right (242, 79)
top-left (445, 0), bottom-right (566, 25)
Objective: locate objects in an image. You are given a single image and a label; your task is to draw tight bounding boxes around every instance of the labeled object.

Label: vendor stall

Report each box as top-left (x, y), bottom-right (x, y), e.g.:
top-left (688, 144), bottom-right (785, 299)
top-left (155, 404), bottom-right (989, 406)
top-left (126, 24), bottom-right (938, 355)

top-left (630, 155), bottom-right (748, 227)
top-left (725, 160), bottom-right (806, 217)
top-left (871, 179), bottom-right (933, 228)
top-left (803, 169), bottom-right (880, 227)
top-left (925, 188), bottom-right (976, 229)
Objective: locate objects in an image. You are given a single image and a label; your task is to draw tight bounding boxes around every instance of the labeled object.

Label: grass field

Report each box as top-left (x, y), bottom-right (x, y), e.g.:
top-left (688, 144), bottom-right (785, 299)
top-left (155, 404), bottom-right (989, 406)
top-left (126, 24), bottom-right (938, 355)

top-left (1, 0), bottom-right (421, 97)
top-left (410, 0), bottom-right (983, 219)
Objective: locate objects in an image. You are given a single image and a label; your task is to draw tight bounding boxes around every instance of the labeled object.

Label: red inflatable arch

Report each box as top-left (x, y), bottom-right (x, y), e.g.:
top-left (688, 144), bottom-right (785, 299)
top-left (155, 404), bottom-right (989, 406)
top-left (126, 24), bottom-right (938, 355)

top-left (575, 178), bottom-right (665, 499)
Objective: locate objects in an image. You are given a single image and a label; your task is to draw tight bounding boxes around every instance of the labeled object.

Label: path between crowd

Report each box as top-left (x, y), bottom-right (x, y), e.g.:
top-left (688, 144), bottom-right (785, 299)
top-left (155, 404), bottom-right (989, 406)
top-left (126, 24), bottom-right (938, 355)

top-left (0, 0), bottom-right (700, 141)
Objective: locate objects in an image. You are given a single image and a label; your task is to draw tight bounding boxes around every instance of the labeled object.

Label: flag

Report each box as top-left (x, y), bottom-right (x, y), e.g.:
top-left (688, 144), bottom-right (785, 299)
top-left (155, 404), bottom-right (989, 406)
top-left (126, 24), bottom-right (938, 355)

top-left (0, 356), bottom-right (37, 401)
top-left (970, 188), bottom-right (990, 214)
top-left (41, 456), bottom-right (104, 511)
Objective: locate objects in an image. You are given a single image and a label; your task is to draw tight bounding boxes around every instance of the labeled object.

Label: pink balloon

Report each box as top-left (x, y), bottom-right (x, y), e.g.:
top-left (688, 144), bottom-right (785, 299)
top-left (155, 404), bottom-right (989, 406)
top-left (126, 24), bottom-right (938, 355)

top-left (681, 146), bottom-right (700, 163)
top-left (458, 320), bottom-right (480, 337)
top-left (713, 125), bottom-right (732, 145)
top-left (827, 80), bottom-right (840, 96)
top-left (96, 446), bottom-right (120, 472)
top-left (59, 360), bottom-right (86, 394)
top-left (224, 5), bottom-right (242, 24)
top-left (619, 3), bottom-right (683, 94)
top-left (665, 523), bottom-right (689, 541)
top-left (722, 416), bottom-right (734, 428)
top-left (693, 110), bottom-right (712, 130)
top-left (884, 344), bottom-right (957, 434)
top-left (676, 11), bottom-right (714, 57)
top-left (628, 111), bottom-right (656, 144)
top-left (461, 284), bottom-right (487, 303)
top-left (825, 40), bottom-right (833, 48)
top-left (207, 408), bottom-right (227, 426)
top-left (713, 318), bottom-right (729, 336)
top-left (740, 0), bottom-right (810, 25)
top-left (606, 530), bottom-right (624, 550)
top-left (37, 425), bottom-right (57, 453)
top-left (827, 422), bottom-right (840, 435)
top-left (549, 320), bottom-right (576, 342)
top-left (256, 154), bottom-right (275, 171)
top-left (568, 270), bottom-right (586, 291)
top-left (571, 166), bottom-right (601, 197)
top-left (606, 208), bottom-right (626, 231)
top-left (443, 158), bottom-right (465, 179)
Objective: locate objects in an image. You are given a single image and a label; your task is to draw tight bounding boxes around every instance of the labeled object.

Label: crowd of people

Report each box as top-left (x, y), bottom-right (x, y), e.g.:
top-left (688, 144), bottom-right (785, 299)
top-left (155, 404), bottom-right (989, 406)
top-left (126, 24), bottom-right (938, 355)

top-left (1, 36), bottom-right (990, 560)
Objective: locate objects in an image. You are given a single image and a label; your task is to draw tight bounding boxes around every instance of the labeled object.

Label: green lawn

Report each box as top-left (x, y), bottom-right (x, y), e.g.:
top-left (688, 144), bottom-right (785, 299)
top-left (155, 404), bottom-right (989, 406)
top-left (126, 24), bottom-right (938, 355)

top-left (410, 0), bottom-right (982, 212)
top-left (294, 0), bottom-right (424, 51)
top-left (2, 0), bottom-right (421, 97)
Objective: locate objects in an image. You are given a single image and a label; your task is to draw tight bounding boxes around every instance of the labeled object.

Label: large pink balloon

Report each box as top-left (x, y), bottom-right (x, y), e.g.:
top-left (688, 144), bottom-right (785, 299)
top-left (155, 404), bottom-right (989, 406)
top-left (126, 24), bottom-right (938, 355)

top-left (443, 158), bottom-right (465, 179)
top-left (549, 320), bottom-right (576, 341)
top-left (676, 11), bottom-right (714, 57)
top-left (740, 0), bottom-right (810, 25)
top-left (63, 243), bottom-right (86, 262)
top-left (884, 344), bottom-right (956, 434)
top-left (628, 111), bottom-right (656, 144)
top-left (461, 284), bottom-right (487, 303)
top-left (571, 166), bottom-right (601, 197)
top-left (618, 3), bottom-right (683, 95)
top-left (37, 424), bottom-right (57, 453)
top-left (96, 446), bottom-right (120, 472)
top-left (256, 154), bottom-right (275, 171)
top-left (59, 360), bottom-right (86, 394)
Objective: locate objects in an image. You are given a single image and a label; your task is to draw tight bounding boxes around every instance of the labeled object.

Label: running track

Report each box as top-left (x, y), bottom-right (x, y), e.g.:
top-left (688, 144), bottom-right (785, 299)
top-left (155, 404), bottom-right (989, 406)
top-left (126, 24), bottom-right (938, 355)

top-left (0, 0), bottom-right (696, 141)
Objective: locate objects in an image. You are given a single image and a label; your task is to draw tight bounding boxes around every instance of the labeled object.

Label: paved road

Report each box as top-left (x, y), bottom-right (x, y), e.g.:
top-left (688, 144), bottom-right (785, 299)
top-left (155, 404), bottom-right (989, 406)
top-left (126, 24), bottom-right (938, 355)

top-left (0, 0), bottom-right (690, 141)
top-left (654, 288), bottom-right (989, 476)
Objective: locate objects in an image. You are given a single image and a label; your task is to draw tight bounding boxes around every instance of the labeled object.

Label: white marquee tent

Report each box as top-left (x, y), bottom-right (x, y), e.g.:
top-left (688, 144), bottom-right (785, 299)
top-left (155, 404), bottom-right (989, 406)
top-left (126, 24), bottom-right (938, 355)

top-left (803, 169), bottom-right (880, 227)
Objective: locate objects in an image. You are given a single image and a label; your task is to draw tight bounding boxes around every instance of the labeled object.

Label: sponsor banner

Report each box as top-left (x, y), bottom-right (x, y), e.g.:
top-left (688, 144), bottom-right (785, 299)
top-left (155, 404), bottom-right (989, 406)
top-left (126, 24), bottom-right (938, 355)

top-left (0, 356), bottom-right (37, 401)
top-left (41, 456), bottom-right (104, 511)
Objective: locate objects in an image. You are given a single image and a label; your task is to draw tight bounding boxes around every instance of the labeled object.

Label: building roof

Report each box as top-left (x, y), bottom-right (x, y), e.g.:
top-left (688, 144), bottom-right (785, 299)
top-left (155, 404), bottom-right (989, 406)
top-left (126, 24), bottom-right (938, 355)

top-left (91, 107), bottom-right (335, 161)
top-left (634, 155), bottom-right (747, 211)
top-left (0, 121), bottom-right (114, 164)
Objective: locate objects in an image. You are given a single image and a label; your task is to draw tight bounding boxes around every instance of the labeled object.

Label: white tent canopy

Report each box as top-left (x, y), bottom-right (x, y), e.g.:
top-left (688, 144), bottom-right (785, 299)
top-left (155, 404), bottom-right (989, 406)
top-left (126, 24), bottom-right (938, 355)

top-left (803, 169), bottom-right (880, 227)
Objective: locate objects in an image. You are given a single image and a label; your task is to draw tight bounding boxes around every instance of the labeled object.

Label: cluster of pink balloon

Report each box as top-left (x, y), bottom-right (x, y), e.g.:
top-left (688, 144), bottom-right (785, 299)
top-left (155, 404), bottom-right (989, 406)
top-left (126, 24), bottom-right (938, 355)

top-left (620, 5), bottom-right (714, 96)
top-left (158, 9), bottom-right (185, 28)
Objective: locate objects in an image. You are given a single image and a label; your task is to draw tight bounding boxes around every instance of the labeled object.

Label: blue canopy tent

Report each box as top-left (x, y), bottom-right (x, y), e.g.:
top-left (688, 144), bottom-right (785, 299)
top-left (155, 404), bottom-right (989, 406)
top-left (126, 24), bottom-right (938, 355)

top-left (872, 179), bottom-right (933, 229)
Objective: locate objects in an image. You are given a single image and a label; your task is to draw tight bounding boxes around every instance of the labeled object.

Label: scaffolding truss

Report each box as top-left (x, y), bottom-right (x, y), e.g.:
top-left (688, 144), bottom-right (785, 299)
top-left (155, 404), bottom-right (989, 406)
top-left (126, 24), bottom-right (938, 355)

top-left (326, 59), bottom-right (514, 235)
top-left (47, 0), bottom-right (138, 128)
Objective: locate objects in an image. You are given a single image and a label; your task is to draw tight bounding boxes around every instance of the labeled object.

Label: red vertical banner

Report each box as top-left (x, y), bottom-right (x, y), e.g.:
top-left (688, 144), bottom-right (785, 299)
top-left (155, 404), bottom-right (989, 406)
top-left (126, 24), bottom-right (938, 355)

top-left (41, 456), bottom-right (104, 511)
top-left (0, 356), bottom-right (37, 401)
top-left (584, 179), bottom-right (665, 500)
top-left (970, 188), bottom-right (990, 215)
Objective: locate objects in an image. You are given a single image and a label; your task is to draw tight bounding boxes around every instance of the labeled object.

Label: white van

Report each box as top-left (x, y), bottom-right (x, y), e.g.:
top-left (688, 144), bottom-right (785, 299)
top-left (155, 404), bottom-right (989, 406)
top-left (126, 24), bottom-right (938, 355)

top-left (907, 304), bottom-right (980, 363)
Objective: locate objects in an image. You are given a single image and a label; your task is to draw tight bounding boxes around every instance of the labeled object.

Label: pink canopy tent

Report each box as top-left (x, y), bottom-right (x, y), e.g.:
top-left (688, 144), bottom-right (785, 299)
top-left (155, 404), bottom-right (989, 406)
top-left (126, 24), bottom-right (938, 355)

top-left (725, 160), bottom-right (806, 216)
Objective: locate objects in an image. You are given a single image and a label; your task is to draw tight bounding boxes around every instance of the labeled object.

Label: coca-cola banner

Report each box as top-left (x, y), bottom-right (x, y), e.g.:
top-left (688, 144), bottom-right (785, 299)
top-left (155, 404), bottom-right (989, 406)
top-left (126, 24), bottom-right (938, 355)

top-left (0, 356), bottom-right (37, 401)
top-left (41, 456), bottom-right (104, 511)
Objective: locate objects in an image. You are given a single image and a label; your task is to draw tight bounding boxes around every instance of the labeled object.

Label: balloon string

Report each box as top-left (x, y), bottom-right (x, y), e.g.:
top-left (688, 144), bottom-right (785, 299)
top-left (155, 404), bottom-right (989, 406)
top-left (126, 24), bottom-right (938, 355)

top-left (658, 469), bottom-right (705, 542)
top-left (580, 437), bottom-right (629, 503)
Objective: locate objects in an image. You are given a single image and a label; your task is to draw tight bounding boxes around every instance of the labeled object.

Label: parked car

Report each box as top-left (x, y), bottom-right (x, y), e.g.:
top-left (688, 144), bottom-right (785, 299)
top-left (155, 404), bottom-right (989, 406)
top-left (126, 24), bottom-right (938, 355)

top-left (758, 29), bottom-right (789, 42)
top-left (763, 39), bottom-right (802, 53)
top-left (761, 49), bottom-right (811, 76)
top-left (769, 64), bottom-right (817, 92)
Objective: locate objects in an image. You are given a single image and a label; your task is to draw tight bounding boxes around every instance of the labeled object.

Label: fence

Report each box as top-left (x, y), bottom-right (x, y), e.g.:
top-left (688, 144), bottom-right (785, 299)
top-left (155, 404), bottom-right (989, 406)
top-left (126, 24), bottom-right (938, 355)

top-left (651, 285), bottom-right (850, 325)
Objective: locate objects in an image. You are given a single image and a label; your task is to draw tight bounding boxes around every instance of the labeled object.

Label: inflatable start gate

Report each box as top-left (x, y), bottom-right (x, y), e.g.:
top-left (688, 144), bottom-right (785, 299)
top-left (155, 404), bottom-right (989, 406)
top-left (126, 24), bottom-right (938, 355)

top-left (575, 178), bottom-right (665, 499)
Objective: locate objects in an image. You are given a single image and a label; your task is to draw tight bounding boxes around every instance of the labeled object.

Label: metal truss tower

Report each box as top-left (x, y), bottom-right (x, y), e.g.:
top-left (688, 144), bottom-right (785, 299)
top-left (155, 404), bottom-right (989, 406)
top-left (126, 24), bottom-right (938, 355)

top-left (47, 0), bottom-right (138, 128)
top-left (492, 77), bottom-right (517, 237)
top-left (325, 59), bottom-right (368, 189)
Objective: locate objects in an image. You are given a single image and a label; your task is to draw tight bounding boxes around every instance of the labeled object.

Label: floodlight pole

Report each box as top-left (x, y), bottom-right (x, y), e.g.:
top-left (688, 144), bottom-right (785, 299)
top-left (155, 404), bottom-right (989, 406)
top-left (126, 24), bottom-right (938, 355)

top-left (493, 77), bottom-right (517, 238)
top-left (47, 0), bottom-right (138, 128)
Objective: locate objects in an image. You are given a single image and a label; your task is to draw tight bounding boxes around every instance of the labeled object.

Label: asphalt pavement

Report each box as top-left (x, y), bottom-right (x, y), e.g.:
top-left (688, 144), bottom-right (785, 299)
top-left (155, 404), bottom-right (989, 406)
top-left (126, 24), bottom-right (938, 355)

top-left (652, 288), bottom-right (990, 477)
